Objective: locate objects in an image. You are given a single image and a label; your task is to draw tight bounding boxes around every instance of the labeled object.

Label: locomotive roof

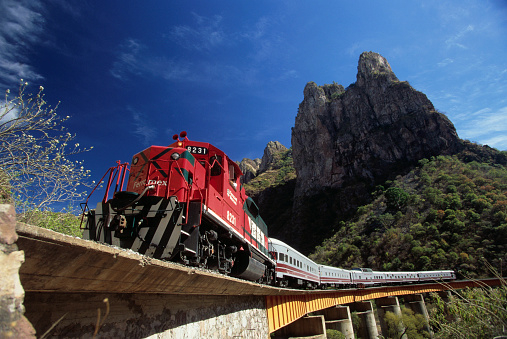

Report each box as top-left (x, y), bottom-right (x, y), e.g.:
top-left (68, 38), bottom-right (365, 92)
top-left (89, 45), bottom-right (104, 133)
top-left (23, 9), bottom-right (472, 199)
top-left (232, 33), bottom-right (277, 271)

top-left (167, 137), bottom-right (243, 177)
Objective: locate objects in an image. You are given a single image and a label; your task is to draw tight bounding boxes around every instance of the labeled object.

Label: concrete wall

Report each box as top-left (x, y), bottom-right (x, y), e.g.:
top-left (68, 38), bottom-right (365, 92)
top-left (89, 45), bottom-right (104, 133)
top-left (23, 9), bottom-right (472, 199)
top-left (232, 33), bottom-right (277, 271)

top-left (349, 301), bottom-right (379, 339)
top-left (25, 292), bottom-right (268, 338)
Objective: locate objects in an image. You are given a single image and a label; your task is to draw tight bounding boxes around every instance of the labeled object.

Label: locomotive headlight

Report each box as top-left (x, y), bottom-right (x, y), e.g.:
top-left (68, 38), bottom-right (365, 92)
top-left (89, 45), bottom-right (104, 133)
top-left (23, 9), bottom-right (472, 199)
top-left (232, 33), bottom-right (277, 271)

top-left (132, 157), bottom-right (139, 165)
top-left (171, 152), bottom-right (180, 160)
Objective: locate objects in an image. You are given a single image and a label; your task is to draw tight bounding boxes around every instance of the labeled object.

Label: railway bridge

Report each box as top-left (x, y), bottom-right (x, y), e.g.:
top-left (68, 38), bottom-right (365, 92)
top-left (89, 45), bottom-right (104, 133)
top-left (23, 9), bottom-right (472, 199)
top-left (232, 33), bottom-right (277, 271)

top-left (1, 207), bottom-right (503, 338)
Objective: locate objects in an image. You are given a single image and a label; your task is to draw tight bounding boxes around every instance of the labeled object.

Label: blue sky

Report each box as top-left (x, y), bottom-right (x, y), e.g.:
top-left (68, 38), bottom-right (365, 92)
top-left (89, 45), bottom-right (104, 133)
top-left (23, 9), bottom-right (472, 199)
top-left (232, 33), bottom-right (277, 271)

top-left (1, 0), bottom-right (506, 189)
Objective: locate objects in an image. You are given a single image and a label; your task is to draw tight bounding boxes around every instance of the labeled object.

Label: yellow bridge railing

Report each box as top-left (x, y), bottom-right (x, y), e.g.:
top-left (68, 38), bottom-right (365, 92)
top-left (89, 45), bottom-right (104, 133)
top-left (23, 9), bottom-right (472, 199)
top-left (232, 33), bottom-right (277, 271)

top-left (265, 278), bottom-right (504, 333)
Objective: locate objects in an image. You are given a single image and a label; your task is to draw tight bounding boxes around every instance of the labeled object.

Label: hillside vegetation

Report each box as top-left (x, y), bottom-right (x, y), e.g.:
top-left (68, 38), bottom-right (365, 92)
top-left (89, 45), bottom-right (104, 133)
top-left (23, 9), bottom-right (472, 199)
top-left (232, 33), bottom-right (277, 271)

top-left (309, 151), bottom-right (507, 278)
top-left (243, 148), bottom-right (296, 196)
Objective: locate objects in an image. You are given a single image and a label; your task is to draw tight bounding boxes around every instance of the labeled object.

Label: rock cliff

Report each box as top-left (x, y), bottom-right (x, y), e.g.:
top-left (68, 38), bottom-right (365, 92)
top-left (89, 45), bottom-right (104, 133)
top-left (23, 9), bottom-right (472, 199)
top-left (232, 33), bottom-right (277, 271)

top-left (239, 141), bottom-right (288, 185)
top-left (292, 51), bottom-right (461, 198)
top-left (286, 51), bottom-right (462, 253)
top-left (258, 141), bottom-right (288, 173)
top-left (238, 158), bottom-right (261, 184)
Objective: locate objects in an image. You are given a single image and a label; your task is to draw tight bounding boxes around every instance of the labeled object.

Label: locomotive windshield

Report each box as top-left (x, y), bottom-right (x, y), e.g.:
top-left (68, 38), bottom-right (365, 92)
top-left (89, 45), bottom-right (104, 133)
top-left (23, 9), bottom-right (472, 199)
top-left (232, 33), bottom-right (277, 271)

top-left (244, 197), bottom-right (260, 218)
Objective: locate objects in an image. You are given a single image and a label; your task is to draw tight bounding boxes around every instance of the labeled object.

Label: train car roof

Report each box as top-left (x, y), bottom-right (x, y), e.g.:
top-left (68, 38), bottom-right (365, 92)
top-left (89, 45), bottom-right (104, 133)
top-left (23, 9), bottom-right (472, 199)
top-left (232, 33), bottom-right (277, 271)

top-left (351, 268), bottom-right (373, 272)
top-left (269, 238), bottom-right (317, 264)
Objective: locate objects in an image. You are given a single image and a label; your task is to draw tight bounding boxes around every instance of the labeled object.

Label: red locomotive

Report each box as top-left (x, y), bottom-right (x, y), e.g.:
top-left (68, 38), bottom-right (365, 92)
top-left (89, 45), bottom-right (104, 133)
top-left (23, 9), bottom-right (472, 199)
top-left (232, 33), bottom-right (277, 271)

top-left (82, 131), bottom-right (275, 283)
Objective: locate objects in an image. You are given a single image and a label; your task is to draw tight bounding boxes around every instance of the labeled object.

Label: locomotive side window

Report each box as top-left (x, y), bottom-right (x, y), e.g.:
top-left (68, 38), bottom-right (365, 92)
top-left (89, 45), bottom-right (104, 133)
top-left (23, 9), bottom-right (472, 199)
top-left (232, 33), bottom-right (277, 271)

top-left (246, 198), bottom-right (260, 218)
top-left (228, 161), bottom-right (238, 190)
top-left (228, 162), bottom-right (235, 181)
top-left (210, 155), bottom-right (222, 176)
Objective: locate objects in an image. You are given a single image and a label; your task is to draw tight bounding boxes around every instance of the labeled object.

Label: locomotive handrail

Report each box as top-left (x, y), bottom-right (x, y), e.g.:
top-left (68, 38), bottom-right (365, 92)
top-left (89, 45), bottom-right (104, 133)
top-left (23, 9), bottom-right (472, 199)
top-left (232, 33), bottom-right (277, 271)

top-left (165, 155), bottom-right (205, 227)
top-left (79, 161), bottom-right (129, 228)
top-left (104, 161), bottom-right (130, 202)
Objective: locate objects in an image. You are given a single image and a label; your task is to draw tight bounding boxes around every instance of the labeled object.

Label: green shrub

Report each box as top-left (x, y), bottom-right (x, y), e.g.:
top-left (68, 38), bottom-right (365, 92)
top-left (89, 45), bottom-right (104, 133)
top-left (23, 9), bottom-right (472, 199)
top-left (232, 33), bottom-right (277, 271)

top-left (19, 208), bottom-right (83, 237)
top-left (326, 329), bottom-right (346, 339)
top-left (430, 282), bottom-right (507, 338)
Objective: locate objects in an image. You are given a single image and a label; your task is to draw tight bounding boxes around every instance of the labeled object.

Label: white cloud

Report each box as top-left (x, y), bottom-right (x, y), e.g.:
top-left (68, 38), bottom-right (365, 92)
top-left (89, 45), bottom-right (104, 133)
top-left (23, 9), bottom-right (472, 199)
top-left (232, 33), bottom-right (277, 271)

top-left (458, 106), bottom-right (507, 149)
top-left (437, 58), bottom-right (454, 67)
top-left (112, 14), bottom-right (295, 87)
top-left (0, 98), bottom-right (19, 126)
top-left (444, 24), bottom-right (475, 50)
top-left (472, 107), bottom-right (507, 129)
top-left (169, 12), bottom-right (225, 51)
top-left (272, 69), bottom-right (299, 82)
top-left (110, 39), bottom-right (144, 80)
top-left (346, 43), bottom-right (361, 58)
top-left (127, 106), bottom-right (157, 145)
top-left (241, 16), bottom-right (269, 41)
top-left (481, 135), bottom-right (507, 150)
top-left (0, 0), bottom-right (45, 88)
top-left (110, 38), bottom-right (192, 82)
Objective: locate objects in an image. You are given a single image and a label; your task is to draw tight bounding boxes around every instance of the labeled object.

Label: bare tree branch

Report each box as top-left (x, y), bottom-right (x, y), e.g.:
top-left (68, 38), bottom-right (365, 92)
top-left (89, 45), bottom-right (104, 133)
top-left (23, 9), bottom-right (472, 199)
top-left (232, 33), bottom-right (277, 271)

top-left (0, 81), bottom-right (93, 215)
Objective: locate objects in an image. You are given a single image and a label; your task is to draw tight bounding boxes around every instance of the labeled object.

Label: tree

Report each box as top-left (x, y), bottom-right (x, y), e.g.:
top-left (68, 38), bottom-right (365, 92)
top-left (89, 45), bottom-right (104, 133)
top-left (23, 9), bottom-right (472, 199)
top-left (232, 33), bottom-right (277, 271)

top-left (384, 307), bottom-right (430, 339)
top-left (385, 187), bottom-right (409, 210)
top-left (429, 276), bottom-right (507, 338)
top-left (0, 82), bottom-right (92, 216)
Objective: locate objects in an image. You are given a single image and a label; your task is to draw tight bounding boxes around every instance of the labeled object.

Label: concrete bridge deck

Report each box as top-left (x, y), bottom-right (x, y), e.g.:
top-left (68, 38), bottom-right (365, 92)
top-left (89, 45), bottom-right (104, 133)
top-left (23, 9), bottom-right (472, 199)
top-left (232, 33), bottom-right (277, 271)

top-left (16, 222), bottom-right (287, 297)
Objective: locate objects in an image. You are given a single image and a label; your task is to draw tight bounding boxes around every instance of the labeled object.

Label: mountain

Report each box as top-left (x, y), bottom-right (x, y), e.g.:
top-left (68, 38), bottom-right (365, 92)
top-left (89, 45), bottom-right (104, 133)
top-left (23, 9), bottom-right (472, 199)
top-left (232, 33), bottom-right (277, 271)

top-left (292, 52), bottom-right (461, 198)
top-left (281, 51), bottom-right (463, 254)
top-left (238, 157), bottom-right (261, 184)
top-left (241, 141), bottom-right (294, 196)
top-left (239, 141), bottom-right (288, 184)
top-left (246, 52), bottom-right (506, 264)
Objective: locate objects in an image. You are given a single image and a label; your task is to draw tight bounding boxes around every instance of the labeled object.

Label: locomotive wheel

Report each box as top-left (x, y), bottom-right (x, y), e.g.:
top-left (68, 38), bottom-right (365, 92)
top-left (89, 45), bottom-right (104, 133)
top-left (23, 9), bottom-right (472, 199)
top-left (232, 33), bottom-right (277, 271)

top-left (277, 279), bottom-right (289, 288)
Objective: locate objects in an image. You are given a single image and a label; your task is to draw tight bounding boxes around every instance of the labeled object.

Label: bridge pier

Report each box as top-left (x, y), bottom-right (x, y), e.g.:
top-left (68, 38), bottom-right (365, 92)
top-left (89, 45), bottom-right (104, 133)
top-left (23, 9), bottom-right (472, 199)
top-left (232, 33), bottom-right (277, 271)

top-left (375, 296), bottom-right (408, 339)
top-left (437, 290), bottom-right (452, 301)
top-left (24, 292), bottom-right (268, 338)
top-left (404, 294), bottom-right (433, 337)
top-left (314, 305), bottom-right (355, 338)
top-left (349, 301), bottom-right (379, 339)
top-left (272, 315), bottom-right (326, 339)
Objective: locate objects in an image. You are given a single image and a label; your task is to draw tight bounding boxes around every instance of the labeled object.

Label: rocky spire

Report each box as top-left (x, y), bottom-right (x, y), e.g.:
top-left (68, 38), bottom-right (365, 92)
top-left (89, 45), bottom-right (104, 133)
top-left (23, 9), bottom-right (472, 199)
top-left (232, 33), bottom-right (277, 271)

top-left (258, 141), bottom-right (287, 174)
top-left (292, 51), bottom-right (461, 198)
top-left (356, 51), bottom-right (398, 88)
